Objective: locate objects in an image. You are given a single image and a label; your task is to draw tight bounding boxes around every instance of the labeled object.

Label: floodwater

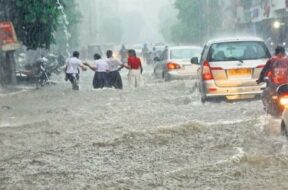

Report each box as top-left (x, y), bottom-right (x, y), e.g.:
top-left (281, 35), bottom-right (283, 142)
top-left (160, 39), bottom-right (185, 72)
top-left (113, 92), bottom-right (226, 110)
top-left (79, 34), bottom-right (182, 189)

top-left (1, 66), bottom-right (288, 190)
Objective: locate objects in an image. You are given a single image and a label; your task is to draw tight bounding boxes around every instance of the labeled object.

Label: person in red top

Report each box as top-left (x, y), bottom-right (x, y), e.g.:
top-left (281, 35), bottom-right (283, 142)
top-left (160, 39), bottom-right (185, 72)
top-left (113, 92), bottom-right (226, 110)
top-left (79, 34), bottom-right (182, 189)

top-left (126, 49), bottom-right (143, 88)
top-left (257, 45), bottom-right (288, 115)
top-left (257, 45), bottom-right (288, 85)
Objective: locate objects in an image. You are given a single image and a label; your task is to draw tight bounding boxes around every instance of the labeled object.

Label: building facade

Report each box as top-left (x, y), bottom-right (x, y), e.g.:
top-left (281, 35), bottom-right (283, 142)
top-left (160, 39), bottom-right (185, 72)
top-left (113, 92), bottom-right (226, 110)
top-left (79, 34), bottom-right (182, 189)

top-left (235, 0), bottom-right (288, 46)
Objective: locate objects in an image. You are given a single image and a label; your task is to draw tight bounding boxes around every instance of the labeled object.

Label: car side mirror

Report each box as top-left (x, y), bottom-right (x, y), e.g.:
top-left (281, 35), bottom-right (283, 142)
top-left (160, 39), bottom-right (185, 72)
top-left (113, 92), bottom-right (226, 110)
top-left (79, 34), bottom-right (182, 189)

top-left (191, 57), bottom-right (199, 64)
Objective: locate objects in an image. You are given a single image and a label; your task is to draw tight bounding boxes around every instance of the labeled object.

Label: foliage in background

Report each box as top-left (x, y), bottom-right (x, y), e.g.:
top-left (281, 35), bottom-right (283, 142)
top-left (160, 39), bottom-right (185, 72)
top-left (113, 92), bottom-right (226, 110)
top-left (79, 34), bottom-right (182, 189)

top-left (54, 0), bottom-right (82, 54)
top-left (168, 0), bottom-right (223, 44)
top-left (0, 0), bottom-right (81, 51)
top-left (0, 0), bottom-right (60, 49)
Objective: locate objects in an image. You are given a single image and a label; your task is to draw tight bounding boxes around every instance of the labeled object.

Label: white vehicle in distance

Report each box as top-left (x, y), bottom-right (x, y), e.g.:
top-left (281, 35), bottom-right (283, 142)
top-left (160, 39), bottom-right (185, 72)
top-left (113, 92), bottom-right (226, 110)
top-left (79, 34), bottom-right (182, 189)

top-left (193, 37), bottom-right (271, 103)
top-left (153, 46), bottom-right (202, 81)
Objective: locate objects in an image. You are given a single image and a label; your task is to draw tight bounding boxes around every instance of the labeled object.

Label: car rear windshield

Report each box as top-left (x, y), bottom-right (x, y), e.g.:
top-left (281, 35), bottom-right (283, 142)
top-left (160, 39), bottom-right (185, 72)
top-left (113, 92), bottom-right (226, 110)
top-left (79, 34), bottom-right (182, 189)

top-left (208, 41), bottom-right (271, 62)
top-left (170, 48), bottom-right (201, 60)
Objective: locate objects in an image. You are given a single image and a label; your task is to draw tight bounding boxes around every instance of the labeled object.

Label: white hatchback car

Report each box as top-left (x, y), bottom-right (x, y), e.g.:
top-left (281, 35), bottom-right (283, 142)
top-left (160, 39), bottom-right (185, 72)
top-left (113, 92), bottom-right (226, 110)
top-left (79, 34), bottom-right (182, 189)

top-left (153, 46), bottom-right (202, 81)
top-left (194, 37), bottom-right (271, 102)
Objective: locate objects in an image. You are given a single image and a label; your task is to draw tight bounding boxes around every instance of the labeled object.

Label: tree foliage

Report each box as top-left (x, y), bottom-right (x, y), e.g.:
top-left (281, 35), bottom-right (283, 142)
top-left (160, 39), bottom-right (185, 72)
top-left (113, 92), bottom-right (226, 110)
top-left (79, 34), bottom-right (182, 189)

top-left (0, 0), bottom-right (80, 50)
top-left (169, 0), bottom-right (222, 44)
top-left (54, 0), bottom-right (82, 53)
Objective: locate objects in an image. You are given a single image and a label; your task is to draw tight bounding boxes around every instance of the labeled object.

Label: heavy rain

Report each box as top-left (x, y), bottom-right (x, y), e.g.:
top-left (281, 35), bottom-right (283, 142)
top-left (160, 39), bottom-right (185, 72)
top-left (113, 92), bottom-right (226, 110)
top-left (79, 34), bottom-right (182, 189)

top-left (1, 0), bottom-right (288, 189)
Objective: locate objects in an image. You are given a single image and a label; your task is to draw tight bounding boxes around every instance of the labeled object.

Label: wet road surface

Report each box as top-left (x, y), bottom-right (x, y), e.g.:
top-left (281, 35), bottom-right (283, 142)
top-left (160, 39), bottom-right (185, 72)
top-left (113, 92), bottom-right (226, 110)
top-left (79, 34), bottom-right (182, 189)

top-left (1, 67), bottom-right (288, 189)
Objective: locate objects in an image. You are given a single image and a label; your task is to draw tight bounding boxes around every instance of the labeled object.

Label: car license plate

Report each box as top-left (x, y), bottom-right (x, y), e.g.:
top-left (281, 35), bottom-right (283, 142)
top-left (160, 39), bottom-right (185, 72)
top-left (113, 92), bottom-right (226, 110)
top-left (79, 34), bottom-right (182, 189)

top-left (228, 68), bottom-right (251, 76)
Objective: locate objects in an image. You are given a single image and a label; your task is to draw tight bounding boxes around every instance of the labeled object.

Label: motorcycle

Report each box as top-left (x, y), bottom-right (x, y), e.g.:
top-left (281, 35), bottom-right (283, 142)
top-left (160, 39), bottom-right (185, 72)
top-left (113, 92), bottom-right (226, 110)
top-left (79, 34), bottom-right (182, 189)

top-left (275, 84), bottom-right (288, 138)
top-left (261, 78), bottom-right (285, 117)
top-left (16, 58), bottom-right (51, 89)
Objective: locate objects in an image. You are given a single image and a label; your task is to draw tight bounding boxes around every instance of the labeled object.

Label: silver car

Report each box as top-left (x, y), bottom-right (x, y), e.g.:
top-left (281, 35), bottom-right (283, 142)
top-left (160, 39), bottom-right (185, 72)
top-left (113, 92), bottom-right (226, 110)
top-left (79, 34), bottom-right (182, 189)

top-left (195, 37), bottom-right (271, 102)
top-left (153, 46), bottom-right (202, 81)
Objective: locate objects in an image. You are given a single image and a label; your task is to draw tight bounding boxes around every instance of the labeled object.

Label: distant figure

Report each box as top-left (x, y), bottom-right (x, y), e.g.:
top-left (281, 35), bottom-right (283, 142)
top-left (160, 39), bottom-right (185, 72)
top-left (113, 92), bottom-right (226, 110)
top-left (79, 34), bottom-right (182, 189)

top-left (106, 50), bottom-right (124, 89)
top-left (119, 45), bottom-right (128, 64)
top-left (142, 44), bottom-right (149, 63)
top-left (84, 53), bottom-right (109, 89)
top-left (126, 49), bottom-right (143, 88)
top-left (65, 51), bottom-right (87, 90)
top-left (160, 46), bottom-right (169, 60)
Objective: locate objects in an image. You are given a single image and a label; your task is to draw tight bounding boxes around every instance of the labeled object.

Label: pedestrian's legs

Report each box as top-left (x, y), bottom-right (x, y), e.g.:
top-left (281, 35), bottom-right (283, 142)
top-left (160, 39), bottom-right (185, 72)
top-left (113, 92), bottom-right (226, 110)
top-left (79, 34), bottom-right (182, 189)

top-left (106, 72), bottom-right (112, 88)
top-left (135, 69), bottom-right (143, 88)
top-left (129, 70), bottom-right (138, 88)
top-left (67, 73), bottom-right (79, 90)
top-left (114, 71), bottom-right (123, 89)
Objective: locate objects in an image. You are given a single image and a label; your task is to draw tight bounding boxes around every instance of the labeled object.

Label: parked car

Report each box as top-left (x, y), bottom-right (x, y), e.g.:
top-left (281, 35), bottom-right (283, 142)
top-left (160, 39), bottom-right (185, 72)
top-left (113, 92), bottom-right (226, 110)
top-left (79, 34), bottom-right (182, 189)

top-left (194, 37), bottom-right (271, 102)
top-left (153, 46), bottom-right (202, 81)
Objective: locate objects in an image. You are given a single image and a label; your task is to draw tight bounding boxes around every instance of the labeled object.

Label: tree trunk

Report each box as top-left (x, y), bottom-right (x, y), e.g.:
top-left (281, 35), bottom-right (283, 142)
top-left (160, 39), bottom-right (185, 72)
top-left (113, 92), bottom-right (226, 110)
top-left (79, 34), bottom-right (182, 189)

top-left (6, 51), bottom-right (17, 85)
top-left (0, 51), bottom-right (17, 86)
top-left (0, 51), bottom-right (5, 87)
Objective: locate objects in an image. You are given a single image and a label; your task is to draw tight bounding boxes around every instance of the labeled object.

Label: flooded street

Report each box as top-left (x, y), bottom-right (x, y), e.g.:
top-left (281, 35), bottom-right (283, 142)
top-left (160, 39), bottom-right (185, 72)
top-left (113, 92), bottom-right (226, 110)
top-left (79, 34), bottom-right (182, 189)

top-left (1, 67), bottom-right (288, 190)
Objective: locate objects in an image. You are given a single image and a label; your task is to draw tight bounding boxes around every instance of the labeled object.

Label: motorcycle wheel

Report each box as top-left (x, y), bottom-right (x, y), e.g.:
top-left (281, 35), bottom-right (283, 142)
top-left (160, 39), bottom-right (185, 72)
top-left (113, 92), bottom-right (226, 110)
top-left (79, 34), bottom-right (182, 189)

top-left (268, 102), bottom-right (283, 117)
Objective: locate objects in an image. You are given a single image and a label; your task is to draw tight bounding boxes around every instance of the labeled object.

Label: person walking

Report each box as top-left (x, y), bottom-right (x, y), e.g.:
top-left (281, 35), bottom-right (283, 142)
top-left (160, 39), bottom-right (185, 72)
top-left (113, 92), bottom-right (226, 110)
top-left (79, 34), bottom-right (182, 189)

top-left (119, 45), bottom-right (127, 64)
top-left (65, 51), bottom-right (87, 90)
top-left (126, 49), bottom-right (143, 88)
top-left (142, 44), bottom-right (149, 63)
top-left (84, 53), bottom-right (109, 89)
top-left (106, 50), bottom-right (124, 89)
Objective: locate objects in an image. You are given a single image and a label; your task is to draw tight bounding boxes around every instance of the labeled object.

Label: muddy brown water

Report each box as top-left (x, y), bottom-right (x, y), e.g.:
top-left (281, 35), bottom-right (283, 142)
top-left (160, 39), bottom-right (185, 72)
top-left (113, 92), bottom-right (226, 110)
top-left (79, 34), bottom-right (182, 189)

top-left (0, 68), bottom-right (288, 189)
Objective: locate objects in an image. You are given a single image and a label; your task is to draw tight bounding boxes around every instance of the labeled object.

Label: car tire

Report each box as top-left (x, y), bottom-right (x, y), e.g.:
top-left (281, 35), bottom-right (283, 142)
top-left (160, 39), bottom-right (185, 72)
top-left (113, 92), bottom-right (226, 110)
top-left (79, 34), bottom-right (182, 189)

top-left (281, 120), bottom-right (288, 138)
top-left (163, 73), bottom-right (170, 82)
top-left (201, 96), bottom-right (207, 104)
top-left (199, 84), bottom-right (207, 103)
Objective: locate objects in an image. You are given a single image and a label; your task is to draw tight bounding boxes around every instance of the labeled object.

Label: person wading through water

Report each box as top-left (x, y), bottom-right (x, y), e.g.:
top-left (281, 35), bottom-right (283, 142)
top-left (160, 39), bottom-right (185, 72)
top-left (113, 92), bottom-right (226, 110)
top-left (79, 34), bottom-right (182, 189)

top-left (65, 51), bottom-right (87, 90)
top-left (84, 53), bottom-right (109, 89)
top-left (119, 45), bottom-right (127, 64)
top-left (106, 50), bottom-right (124, 89)
top-left (125, 49), bottom-right (143, 88)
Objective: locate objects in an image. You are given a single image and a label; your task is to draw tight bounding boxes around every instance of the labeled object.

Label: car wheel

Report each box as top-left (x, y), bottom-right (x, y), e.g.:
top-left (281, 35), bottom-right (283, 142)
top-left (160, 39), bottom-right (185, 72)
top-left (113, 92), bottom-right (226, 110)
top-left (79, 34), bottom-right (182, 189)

top-left (201, 96), bottom-right (207, 104)
top-left (281, 120), bottom-right (288, 138)
top-left (199, 84), bottom-right (207, 103)
top-left (163, 72), bottom-right (170, 81)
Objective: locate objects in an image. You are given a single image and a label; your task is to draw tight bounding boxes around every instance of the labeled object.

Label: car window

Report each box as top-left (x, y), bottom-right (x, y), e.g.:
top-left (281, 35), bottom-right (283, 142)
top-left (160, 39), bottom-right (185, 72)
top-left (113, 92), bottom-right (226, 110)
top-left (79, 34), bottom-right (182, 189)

top-left (169, 48), bottom-right (201, 60)
top-left (208, 41), bottom-right (270, 62)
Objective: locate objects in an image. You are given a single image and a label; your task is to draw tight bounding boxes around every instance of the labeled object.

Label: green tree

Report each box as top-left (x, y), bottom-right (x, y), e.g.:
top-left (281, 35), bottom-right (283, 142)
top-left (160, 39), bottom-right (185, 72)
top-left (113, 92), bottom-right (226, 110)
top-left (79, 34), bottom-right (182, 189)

top-left (0, 0), bottom-right (62, 49)
top-left (54, 0), bottom-right (82, 54)
top-left (0, 0), bottom-right (80, 85)
top-left (169, 0), bottom-right (222, 44)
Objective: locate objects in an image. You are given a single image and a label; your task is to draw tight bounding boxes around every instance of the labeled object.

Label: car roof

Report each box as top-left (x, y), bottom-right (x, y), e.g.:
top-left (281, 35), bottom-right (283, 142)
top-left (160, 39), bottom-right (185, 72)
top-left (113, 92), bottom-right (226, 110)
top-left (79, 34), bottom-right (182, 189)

top-left (206, 37), bottom-right (265, 46)
top-left (169, 46), bottom-right (202, 50)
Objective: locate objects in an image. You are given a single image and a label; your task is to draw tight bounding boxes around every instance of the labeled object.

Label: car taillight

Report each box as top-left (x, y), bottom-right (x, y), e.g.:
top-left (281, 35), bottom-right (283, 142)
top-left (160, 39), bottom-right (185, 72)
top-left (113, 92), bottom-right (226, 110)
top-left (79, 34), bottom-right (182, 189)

top-left (202, 60), bottom-right (213, 80)
top-left (280, 96), bottom-right (288, 107)
top-left (167, 62), bottom-right (180, 70)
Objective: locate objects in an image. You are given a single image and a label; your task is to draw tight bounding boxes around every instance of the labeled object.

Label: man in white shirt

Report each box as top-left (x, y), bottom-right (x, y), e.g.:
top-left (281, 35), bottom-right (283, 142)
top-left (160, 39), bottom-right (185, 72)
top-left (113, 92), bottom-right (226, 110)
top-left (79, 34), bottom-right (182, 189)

top-left (106, 50), bottom-right (124, 89)
top-left (65, 51), bottom-right (87, 90)
top-left (84, 53), bottom-right (109, 89)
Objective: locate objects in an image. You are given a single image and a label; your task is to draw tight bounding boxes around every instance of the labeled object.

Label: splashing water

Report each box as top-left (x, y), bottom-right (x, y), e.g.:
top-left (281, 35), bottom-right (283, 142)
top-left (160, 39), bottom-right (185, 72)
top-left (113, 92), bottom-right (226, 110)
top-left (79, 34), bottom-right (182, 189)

top-left (56, 0), bottom-right (71, 56)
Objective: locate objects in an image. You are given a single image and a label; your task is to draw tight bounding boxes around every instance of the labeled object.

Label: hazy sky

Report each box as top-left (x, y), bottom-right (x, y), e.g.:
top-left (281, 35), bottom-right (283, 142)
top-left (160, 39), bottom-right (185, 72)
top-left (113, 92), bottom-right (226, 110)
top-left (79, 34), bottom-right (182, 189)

top-left (77, 0), bottom-right (175, 46)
